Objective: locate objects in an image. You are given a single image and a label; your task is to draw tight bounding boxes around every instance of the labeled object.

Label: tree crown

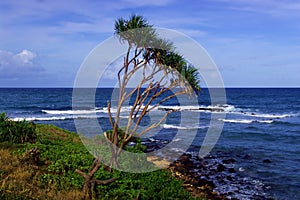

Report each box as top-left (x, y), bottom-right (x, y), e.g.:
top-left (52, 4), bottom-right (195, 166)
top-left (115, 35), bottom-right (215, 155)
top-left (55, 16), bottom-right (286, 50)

top-left (114, 15), bottom-right (200, 92)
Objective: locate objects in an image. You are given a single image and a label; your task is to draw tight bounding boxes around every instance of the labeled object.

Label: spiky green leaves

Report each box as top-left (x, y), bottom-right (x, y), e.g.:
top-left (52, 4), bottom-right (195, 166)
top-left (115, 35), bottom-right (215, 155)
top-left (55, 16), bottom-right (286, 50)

top-left (114, 15), bottom-right (149, 34)
top-left (114, 15), bottom-right (200, 92)
top-left (114, 15), bottom-right (156, 47)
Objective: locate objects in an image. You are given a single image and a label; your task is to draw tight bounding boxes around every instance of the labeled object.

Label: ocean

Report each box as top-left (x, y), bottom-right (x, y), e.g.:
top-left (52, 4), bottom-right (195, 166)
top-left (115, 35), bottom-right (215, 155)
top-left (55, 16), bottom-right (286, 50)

top-left (0, 88), bottom-right (299, 199)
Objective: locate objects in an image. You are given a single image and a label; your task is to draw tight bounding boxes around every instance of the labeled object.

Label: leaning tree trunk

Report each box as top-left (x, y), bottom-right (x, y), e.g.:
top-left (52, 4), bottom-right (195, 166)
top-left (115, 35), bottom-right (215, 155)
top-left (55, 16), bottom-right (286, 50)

top-left (75, 155), bottom-right (117, 198)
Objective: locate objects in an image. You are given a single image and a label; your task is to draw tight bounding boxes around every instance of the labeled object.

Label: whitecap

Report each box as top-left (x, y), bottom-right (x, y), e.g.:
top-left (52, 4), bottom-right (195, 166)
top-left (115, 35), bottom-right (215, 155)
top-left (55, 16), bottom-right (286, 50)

top-left (172, 138), bottom-right (182, 142)
top-left (248, 113), bottom-right (292, 119)
top-left (257, 120), bottom-right (274, 123)
top-left (170, 147), bottom-right (184, 152)
top-left (42, 106), bottom-right (138, 115)
top-left (220, 119), bottom-right (274, 124)
top-left (12, 115), bottom-right (102, 122)
top-left (101, 105), bottom-right (156, 114)
top-left (229, 110), bottom-right (294, 119)
top-left (239, 167), bottom-right (246, 172)
top-left (13, 116), bottom-right (67, 121)
top-left (162, 124), bottom-right (206, 130)
top-left (158, 104), bottom-right (237, 113)
top-left (42, 109), bottom-right (100, 115)
top-left (221, 119), bottom-right (253, 124)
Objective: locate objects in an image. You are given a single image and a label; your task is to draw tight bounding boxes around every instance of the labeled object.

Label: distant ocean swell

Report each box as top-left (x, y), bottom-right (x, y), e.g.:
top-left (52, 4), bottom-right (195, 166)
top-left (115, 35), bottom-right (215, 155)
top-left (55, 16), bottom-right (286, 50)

top-left (11, 104), bottom-right (297, 127)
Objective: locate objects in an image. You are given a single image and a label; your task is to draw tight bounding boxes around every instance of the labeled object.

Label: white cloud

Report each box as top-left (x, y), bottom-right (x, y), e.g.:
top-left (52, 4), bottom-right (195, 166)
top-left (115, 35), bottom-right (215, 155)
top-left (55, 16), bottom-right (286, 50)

top-left (0, 49), bottom-right (44, 79)
top-left (15, 50), bottom-right (37, 64)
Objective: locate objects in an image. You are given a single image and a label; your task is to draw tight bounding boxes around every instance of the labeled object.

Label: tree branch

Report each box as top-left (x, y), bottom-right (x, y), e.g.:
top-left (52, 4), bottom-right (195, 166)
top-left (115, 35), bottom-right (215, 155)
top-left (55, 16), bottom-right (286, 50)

top-left (94, 178), bottom-right (118, 185)
top-left (107, 101), bottom-right (114, 128)
top-left (137, 111), bottom-right (171, 137)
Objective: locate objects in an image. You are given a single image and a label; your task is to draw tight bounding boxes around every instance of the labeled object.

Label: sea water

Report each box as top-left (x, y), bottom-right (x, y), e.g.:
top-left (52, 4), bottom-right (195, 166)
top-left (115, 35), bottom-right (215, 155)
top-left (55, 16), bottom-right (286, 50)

top-left (0, 88), bottom-right (299, 199)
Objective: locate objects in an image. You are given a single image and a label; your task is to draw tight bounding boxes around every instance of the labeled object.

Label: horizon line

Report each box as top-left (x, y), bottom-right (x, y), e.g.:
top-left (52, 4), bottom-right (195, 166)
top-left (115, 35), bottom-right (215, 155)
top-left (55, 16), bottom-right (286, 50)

top-left (0, 86), bottom-right (299, 89)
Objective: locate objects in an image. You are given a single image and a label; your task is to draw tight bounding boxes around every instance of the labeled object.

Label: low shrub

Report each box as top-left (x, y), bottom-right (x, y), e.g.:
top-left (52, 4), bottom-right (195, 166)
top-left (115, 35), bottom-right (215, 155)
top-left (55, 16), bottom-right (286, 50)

top-left (0, 112), bottom-right (37, 144)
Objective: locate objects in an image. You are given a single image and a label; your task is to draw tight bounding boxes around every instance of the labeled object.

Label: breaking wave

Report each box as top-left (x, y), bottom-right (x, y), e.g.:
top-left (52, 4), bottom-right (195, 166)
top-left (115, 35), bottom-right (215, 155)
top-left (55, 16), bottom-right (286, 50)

top-left (220, 119), bottom-right (274, 124)
top-left (162, 124), bottom-right (207, 130)
top-left (15, 104), bottom-right (296, 124)
top-left (42, 109), bottom-right (101, 115)
top-left (158, 104), bottom-right (235, 112)
top-left (12, 115), bottom-right (101, 121)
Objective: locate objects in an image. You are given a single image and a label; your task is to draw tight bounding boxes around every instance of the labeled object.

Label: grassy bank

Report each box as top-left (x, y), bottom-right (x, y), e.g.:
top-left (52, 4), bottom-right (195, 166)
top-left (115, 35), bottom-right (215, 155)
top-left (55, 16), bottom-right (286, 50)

top-left (0, 121), bottom-right (204, 199)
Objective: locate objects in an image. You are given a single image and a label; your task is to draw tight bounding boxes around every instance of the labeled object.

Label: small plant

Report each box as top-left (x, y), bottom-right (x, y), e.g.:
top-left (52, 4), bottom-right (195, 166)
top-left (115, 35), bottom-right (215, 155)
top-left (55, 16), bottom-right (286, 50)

top-left (0, 112), bottom-right (37, 144)
top-left (20, 146), bottom-right (41, 165)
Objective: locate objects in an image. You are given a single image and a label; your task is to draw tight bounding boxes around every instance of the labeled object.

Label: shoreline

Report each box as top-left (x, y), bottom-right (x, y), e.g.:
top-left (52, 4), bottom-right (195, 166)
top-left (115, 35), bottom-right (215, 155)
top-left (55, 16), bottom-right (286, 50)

top-left (147, 154), bottom-right (226, 199)
top-left (144, 140), bottom-right (273, 199)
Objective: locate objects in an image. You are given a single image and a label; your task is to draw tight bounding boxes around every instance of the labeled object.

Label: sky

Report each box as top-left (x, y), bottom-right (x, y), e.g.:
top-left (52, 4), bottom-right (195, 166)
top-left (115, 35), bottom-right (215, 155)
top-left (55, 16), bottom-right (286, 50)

top-left (0, 0), bottom-right (299, 88)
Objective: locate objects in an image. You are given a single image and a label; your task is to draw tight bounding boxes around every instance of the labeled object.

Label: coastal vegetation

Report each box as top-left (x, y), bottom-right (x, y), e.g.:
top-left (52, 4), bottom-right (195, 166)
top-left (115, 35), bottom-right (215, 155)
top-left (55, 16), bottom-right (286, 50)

top-left (0, 115), bottom-right (199, 199)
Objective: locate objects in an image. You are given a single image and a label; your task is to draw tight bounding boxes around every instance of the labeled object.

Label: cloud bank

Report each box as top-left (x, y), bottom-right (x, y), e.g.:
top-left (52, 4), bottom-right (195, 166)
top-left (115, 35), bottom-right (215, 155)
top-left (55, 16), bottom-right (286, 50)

top-left (0, 49), bottom-right (45, 80)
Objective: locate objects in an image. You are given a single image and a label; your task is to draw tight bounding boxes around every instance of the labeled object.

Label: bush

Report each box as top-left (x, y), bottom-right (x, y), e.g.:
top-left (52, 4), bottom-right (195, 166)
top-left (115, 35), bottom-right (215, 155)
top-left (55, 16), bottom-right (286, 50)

top-left (0, 112), bottom-right (37, 144)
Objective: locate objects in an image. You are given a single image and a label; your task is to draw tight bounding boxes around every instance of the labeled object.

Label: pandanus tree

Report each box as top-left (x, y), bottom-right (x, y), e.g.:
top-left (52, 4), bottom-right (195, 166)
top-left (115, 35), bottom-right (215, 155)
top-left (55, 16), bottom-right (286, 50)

top-left (76, 15), bottom-right (201, 197)
top-left (105, 14), bottom-right (201, 168)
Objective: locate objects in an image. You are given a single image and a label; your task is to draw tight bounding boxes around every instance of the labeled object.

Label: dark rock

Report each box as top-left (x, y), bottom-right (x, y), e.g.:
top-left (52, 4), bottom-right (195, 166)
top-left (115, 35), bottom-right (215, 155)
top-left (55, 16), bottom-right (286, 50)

top-left (199, 179), bottom-right (214, 187)
top-left (263, 159), bottom-right (272, 163)
top-left (227, 176), bottom-right (233, 181)
top-left (178, 155), bottom-right (189, 162)
top-left (228, 168), bottom-right (236, 173)
top-left (198, 107), bottom-right (224, 112)
top-left (217, 164), bottom-right (226, 172)
top-left (178, 157), bottom-right (194, 169)
top-left (209, 167), bottom-right (216, 172)
top-left (158, 107), bottom-right (178, 111)
top-left (182, 153), bottom-right (192, 157)
top-left (222, 158), bottom-right (236, 164)
top-left (144, 147), bottom-right (156, 153)
top-left (185, 177), bottom-right (199, 186)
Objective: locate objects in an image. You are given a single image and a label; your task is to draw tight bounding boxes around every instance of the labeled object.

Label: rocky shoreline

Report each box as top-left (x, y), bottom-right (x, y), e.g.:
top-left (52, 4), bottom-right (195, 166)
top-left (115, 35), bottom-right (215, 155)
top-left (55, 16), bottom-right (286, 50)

top-left (144, 140), bottom-right (273, 200)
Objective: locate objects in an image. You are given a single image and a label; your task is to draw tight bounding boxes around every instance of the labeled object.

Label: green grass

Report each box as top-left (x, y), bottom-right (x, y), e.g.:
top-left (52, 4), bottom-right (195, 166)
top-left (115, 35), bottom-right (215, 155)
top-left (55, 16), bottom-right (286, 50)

top-left (0, 121), bottom-right (203, 199)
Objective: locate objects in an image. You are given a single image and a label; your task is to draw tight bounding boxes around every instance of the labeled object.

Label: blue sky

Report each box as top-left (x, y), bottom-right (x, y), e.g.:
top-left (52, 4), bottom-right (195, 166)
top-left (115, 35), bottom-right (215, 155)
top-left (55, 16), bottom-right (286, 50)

top-left (0, 0), bottom-right (299, 87)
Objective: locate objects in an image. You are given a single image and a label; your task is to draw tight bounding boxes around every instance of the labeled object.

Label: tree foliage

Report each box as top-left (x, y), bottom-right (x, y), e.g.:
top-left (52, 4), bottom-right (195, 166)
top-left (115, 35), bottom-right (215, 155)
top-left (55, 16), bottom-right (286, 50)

top-left (105, 14), bottom-right (201, 168)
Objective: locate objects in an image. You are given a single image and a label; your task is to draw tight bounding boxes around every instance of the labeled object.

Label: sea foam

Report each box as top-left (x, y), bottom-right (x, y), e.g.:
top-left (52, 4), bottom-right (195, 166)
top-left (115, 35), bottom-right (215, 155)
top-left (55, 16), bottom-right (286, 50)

top-left (220, 119), bottom-right (274, 124)
top-left (162, 124), bottom-right (206, 130)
